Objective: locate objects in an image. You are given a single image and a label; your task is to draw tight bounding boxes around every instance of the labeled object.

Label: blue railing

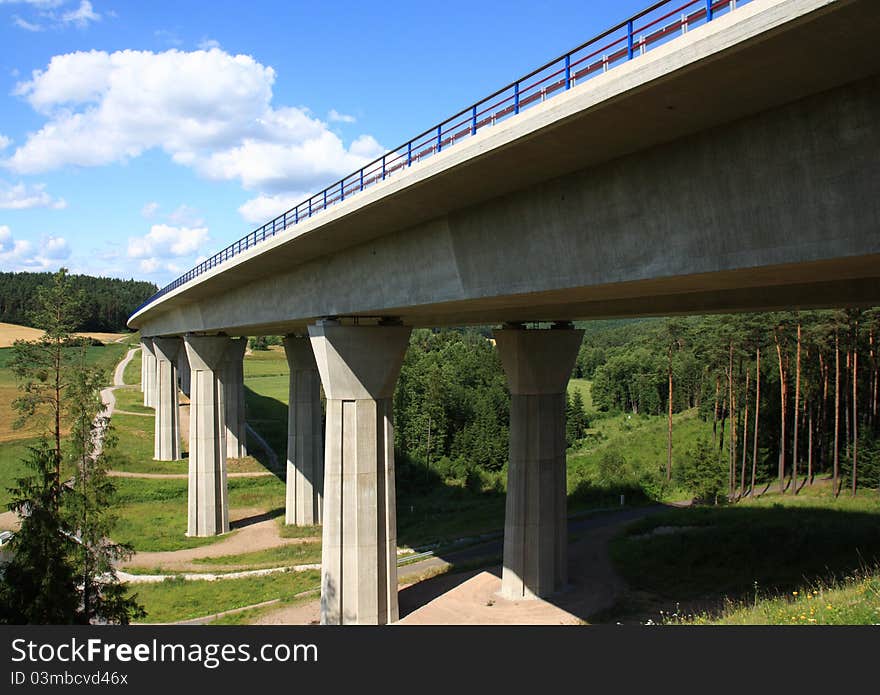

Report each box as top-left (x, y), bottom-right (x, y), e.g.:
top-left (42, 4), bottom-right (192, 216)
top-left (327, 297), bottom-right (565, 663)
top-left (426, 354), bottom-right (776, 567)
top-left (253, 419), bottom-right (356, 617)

top-left (133, 0), bottom-right (749, 317)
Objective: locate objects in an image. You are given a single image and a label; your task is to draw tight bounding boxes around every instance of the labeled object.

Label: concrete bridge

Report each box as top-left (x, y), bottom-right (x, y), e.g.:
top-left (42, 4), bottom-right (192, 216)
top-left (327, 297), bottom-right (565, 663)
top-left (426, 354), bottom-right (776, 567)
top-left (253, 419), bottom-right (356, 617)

top-left (129, 0), bottom-right (880, 624)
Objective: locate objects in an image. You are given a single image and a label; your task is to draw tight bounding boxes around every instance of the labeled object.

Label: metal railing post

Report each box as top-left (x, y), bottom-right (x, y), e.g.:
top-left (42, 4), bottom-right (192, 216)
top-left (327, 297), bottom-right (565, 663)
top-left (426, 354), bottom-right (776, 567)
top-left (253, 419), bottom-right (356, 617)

top-left (565, 54), bottom-right (571, 90)
top-left (437, 125), bottom-right (442, 152)
top-left (706, 0), bottom-right (713, 21)
top-left (323, 190), bottom-right (327, 210)
top-left (471, 105), bottom-right (477, 135)
top-left (514, 82), bottom-right (519, 114)
top-left (360, 169), bottom-right (364, 191)
top-left (627, 20), bottom-right (634, 60)
top-left (382, 155), bottom-right (386, 180)
top-left (340, 180), bottom-right (345, 202)
top-left (407, 141), bottom-right (412, 166)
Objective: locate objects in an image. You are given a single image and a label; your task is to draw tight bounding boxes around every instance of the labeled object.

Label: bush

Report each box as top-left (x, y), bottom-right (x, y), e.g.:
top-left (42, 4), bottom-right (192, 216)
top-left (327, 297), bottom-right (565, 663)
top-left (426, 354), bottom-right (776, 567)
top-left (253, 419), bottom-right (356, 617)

top-left (679, 438), bottom-right (727, 503)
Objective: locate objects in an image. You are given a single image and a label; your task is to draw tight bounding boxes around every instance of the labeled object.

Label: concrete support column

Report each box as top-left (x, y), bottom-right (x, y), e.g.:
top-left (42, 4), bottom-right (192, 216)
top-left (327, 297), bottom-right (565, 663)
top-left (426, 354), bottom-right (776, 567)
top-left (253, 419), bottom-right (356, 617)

top-left (494, 324), bottom-right (583, 600)
top-left (283, 335), bottom-right (324, 526)
top-left (139, 341), bottom-right (146, 393)
top-left (184, 335), bottom-right (231, 537)
top-left (177, 347), bottom-right (191, 397)
top-left (153, 337), bottom-right (182, 462)
top-left (142, 338), bottom-right (157, 408)
top-left (309, 320), bottom-right (411, 625)
top-left (221, 338), bottom-right (248, 459)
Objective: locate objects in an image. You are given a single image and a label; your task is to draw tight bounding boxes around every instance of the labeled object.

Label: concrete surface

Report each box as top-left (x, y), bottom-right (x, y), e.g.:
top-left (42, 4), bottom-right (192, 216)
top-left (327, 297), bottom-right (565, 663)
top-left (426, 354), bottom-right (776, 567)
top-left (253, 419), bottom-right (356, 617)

top-left (283, 334), bottom-right (324, 526)
top-left (152, 337), bottom-right (182, 461)
top-left (310, 321), bottom-right (411, 625)
top-left (495, 326), bottom-right (583, 599)
top-left (184, 335), bottom-right (231, 537)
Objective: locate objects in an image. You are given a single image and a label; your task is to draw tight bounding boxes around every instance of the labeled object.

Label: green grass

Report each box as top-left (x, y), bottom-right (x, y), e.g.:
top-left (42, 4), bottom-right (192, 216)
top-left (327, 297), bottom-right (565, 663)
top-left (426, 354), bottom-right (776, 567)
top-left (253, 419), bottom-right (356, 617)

top-left (123, 348), bottom-right (142, 387)
top-left (131, 569), bottom-right (321, 623)
top-left (605, 487), bottom-right (880, 623)
top-left (566, 408), bottom-right (711, 503)
top-left (110, 476), bottom-right (285, 551)
top-left (672, 571), bottom-right (880, 625)
top-left (190, 542), bottom-right (322, 569)
top-left (113, 385), bottom-right (152, 414)
top-left (243, 346), bottom-right (288, 378)
top-left (0, 437), bottom-right (41, 508)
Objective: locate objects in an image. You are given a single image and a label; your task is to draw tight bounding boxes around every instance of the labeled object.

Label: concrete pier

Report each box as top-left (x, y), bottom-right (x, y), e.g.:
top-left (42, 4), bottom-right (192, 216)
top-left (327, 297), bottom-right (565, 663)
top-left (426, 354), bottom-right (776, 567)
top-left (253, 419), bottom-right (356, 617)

top-left (153, 337), bottom-right (182, 461)
top-left (309, 320), bottom-right (411, 625)
top-left (177, 347), bottom-right (191, 397)
top-left (283, 335), bottom-right (323, 526)
top-left (142, 338), bottom-right (157, 408)
top-left (494, 325), bottom-right (583, 599)
top-left (222, 338), bottom-right (248, 459)
top-left (184, 334), bottom-right (231, 537)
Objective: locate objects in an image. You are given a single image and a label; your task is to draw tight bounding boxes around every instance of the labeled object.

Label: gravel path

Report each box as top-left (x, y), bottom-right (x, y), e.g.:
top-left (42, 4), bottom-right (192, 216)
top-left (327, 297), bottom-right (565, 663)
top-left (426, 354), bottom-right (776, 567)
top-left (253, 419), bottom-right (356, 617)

top-left (120, 508), bottom-right (319, 572)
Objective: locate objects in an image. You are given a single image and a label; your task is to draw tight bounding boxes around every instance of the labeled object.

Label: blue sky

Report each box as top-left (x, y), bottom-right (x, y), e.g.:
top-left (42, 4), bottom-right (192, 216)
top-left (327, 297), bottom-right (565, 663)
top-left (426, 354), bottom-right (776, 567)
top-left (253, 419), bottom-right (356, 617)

top-left (0, 0), bottom-right (648, 287)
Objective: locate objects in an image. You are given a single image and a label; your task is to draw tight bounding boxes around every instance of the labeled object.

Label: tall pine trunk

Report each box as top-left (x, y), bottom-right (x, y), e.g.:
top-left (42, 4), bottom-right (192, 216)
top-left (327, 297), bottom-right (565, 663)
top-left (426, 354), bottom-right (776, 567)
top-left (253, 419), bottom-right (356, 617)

top-left (751, 347), bottom-right (761, 495)
top-left (793, 323), bottom-right (801, 493)
top-left (667, 346), bottom-right (673, 482)
top-left (741, 368), bottom-right (750, 498)
top-left (852, 344), bottom-right (858, 496)
top-left (775, 329), bottom-right (787, 493)
top-left (834, 332), bottom-right (840, 497)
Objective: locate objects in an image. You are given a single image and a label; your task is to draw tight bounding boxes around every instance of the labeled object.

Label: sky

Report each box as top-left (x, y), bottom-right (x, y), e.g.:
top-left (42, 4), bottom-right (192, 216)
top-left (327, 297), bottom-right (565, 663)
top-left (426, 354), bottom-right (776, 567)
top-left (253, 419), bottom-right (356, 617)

top-left (0, 0), bottom-right (649, 287)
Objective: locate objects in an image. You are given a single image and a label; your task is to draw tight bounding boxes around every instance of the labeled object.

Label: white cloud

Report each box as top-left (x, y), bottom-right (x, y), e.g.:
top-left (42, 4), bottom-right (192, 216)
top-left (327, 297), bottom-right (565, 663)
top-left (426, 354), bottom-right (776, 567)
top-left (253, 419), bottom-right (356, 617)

top-left (197, 38), bottom-right (220, 50)
top-left (166, 204), bottom-right (202, 227)
top-left (0, 180), bottom-right (66, 209)
top-left (60, 0), bottom-right (99, 27)
top-left (328, 109), bottom-right (356, 124)
top-left (0, 225), bottom-right (70, 270)
top-left (0, 135), bottom-right (11, 150)
top-left (4, 48), bottom-right (385, 217)
top-left (127, 223), bottom-right (209, 260)
top-left (238, 192), bottom-right (302, 225)
top-left (42, 234), bottom-right (69, 258)
top-left (12, 15), bottom-right (43, 30)
top-left (140, 201), bottom-right (159, 218)
top-left (5, 0), bottom-right (100, 31)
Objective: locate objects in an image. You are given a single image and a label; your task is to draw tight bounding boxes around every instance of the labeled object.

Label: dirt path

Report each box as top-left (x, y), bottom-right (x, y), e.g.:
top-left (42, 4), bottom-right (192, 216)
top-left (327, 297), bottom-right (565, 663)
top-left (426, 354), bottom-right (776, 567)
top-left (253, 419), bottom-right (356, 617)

top-left (252, 505), bottom-right (675, 625)
top-left (121, 508), bottom-right (319, 571)
top-left (108, 470), bottom-right (273, 480)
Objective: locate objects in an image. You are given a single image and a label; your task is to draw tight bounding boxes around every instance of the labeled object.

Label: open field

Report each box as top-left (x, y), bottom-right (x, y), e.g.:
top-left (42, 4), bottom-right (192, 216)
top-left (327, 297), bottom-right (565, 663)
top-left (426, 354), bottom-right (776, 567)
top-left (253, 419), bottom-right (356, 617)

top-left (0, 322), bottom-right (130, 348)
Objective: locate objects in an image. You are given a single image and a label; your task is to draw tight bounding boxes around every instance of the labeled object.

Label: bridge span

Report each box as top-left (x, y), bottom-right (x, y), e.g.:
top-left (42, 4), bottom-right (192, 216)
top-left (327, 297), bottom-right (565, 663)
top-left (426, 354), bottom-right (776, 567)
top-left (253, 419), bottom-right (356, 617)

top-left (130, 0), bottom-right (880, 624)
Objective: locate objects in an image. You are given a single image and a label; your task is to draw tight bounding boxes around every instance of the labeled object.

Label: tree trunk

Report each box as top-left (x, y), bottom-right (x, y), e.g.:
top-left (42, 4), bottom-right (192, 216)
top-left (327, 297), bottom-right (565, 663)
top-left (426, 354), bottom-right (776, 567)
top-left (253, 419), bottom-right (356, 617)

top-left (667, 347), bottom-right (673, 482)
top-left (793, 323), bottom-right (801, 493)
top-left (775, 330), bottom-right (787, 494)
top-left (713, 375), bottom-right (720, 445)
top-left (852, 345), bottom-right (858, 496)
top-left (807, 406), bottom-right (813, 485)
top-left (728, 342), bottom-right (735, 498)
top-left (834, 332), bottom-right (840, 497)
top-left (751, 347), bottom-right (761, 495)
top-left (741, 367), bottom-right (750, 498)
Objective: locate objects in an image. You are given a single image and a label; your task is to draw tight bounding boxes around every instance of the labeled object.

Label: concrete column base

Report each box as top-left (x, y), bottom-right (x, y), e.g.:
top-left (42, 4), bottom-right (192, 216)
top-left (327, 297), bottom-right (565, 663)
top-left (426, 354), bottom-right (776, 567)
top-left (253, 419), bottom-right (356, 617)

top-left (153, 337), bottom-right (182, 461)
top-left (494, 326), bottom-right (583, 600)
top-left (184, 335), bottom-right (231, 537)
top-left (309, 321), bottom-right (411, 625)
top-left (283, 335), bottom-right (323, 526)
top-left (222, 338), bottom-right (248, 459)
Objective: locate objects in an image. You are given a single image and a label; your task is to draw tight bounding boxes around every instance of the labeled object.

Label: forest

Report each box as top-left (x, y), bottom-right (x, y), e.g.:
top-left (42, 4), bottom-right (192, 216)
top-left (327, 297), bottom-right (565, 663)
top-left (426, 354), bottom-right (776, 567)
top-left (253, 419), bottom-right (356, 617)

top-left (391, 308), bottom-right (880, 502)
top-left (0, 271), bottom-right (156, 333)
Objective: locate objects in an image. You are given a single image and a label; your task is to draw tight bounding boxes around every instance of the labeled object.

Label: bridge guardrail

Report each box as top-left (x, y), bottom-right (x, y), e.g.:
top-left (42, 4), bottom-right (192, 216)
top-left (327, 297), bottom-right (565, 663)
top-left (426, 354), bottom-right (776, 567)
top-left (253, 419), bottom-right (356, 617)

top-left (132, 0), bottom-right (750, 317)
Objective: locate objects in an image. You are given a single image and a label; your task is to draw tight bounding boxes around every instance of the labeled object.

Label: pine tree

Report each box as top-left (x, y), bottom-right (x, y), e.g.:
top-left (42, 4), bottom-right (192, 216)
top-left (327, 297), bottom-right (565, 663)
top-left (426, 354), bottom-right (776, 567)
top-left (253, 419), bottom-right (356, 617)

top-left (0, 443), bottom-right (80, 624)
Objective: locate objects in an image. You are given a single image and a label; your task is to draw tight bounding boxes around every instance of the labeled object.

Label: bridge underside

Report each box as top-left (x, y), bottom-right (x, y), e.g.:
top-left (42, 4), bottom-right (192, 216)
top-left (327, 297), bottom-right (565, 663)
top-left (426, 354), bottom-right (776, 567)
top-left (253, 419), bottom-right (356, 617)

top-left (138, 71), bottom-right (880, 338)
